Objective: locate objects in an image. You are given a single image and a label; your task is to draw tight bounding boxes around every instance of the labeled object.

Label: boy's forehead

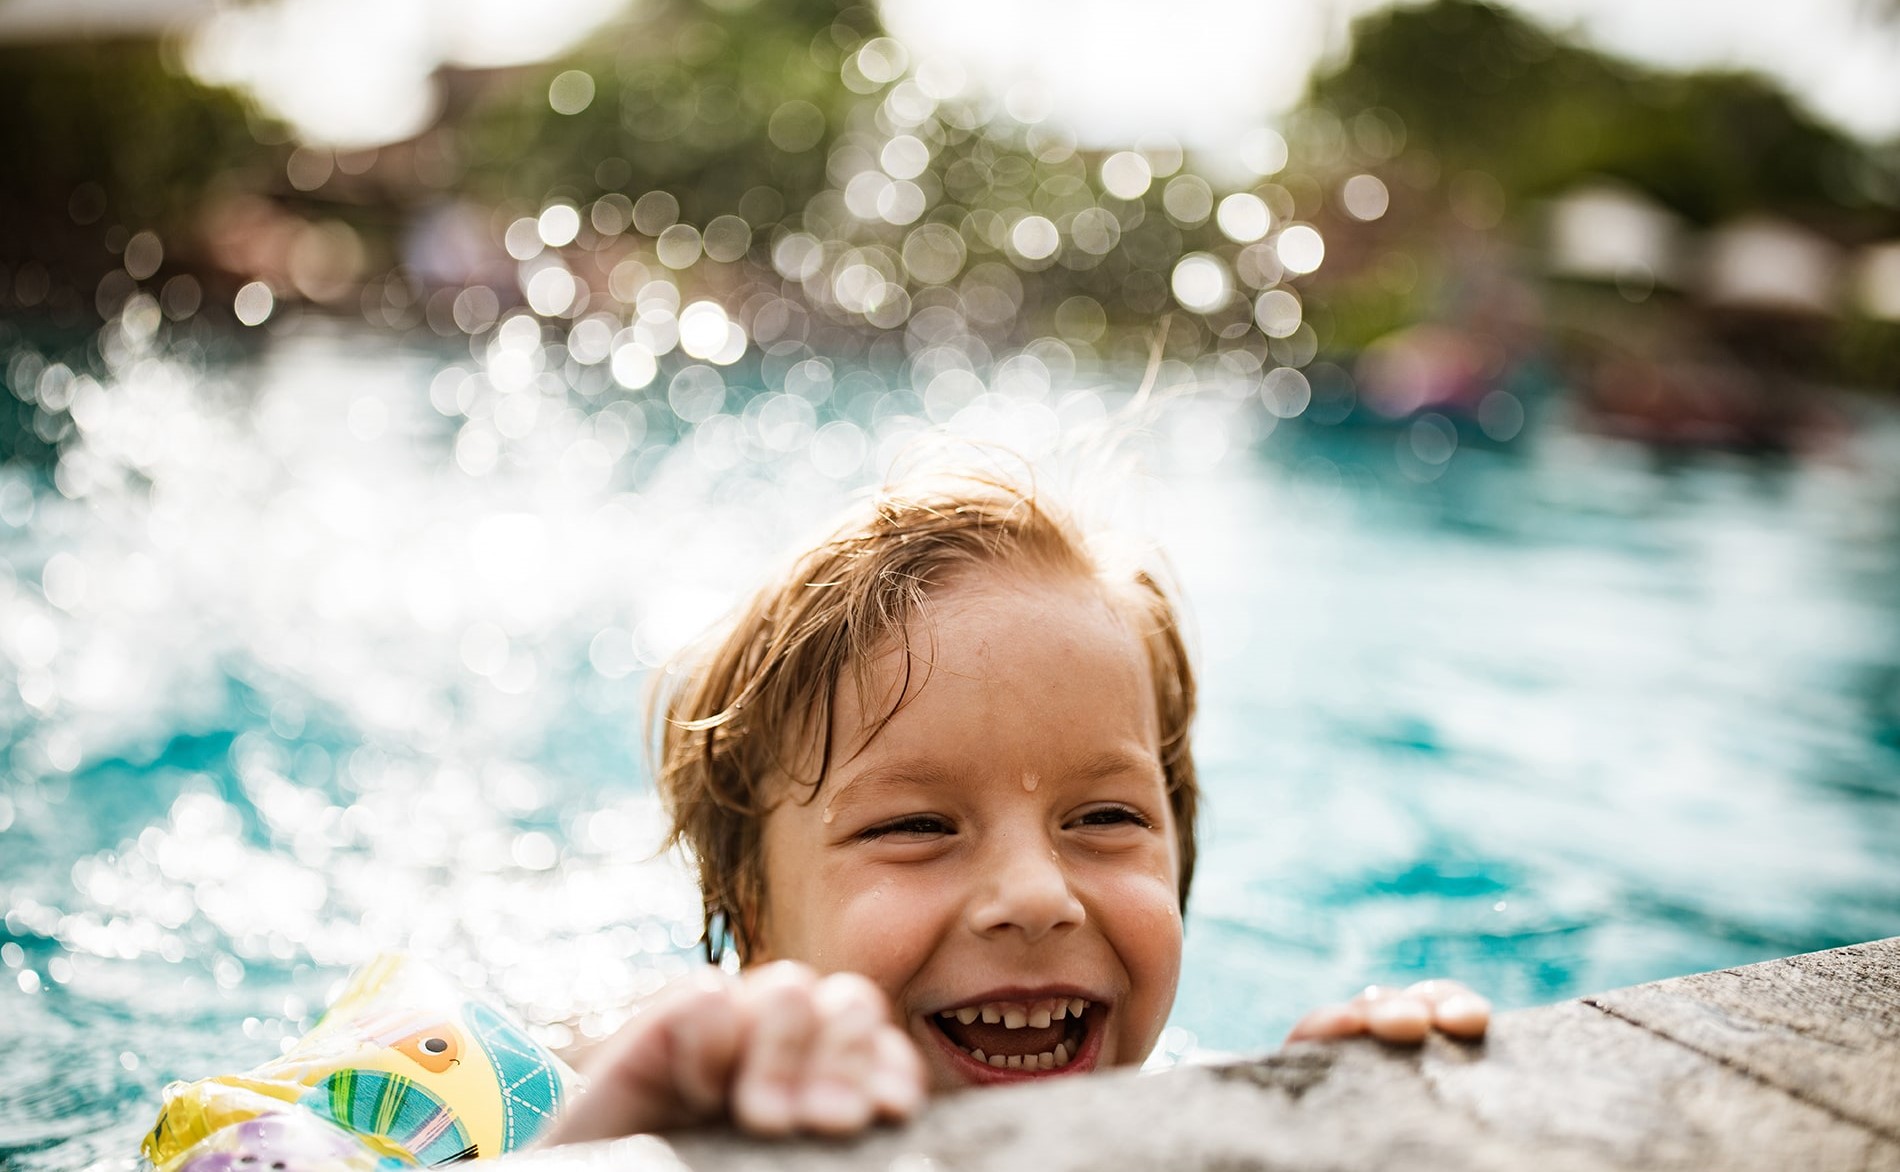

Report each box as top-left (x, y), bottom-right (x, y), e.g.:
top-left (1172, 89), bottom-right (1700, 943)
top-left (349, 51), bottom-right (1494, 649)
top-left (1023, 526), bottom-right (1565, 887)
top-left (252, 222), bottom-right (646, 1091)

top-left (801, 562), bottom-right (1161, 789)
top-left (840, 566), bottom-right (1143, 693)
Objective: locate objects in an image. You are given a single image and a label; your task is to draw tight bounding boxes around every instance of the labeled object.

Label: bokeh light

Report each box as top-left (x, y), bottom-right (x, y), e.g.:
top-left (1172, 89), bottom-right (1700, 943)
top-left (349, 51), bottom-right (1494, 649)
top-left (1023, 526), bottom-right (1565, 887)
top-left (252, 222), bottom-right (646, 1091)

top-left (1171, 254), bottom-right (1232, 313)
top-left (1101, 151), bottom-right (1154, 200)
top-left (536, 203), bottom-right (581, 248)
top-left (1253, 289), bottom-right (1302, 338)
top-left (547, 69), bottom-right (595, 115)
top-left (1341, 173), bottom-right (1389, 221)
top-left (233, 282), bottom-right (275, 326)
top-left (1216, 193), bottom-right (1272, 243)
top-left (1009, 215), bottom-right (1061, 262)
top-left (1275, 225), bottom-right (1325, 275)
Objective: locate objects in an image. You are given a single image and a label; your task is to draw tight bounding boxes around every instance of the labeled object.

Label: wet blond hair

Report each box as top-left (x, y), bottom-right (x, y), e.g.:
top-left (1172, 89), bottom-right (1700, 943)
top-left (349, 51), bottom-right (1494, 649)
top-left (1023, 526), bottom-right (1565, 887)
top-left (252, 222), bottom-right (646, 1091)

top-left (653, 464), bottom-right (1198, 963)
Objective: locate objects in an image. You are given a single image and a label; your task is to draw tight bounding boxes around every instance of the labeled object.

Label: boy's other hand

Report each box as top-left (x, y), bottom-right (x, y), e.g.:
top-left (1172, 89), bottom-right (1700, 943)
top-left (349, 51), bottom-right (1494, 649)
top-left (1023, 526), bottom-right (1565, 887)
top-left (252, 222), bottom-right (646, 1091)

top-left (1283, 979), bottom-right (1490, 1046)
top-left (542, 961), bottom-right (926, 1144)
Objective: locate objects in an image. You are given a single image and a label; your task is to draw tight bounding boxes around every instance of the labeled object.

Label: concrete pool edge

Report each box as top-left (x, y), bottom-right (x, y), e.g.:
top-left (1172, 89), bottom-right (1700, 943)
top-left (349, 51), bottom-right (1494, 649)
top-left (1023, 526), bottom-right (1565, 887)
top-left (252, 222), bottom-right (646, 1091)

top-left (504, 936), bottom-right (1900, 1171)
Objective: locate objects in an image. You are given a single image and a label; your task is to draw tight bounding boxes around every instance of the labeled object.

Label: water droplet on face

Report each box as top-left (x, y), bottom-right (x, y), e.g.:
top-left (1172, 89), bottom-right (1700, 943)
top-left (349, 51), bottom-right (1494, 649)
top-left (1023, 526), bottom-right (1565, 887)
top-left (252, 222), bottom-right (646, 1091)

top-left (822, 806), bottom-right (835, 824)
top-left (1021, 772), bottom-right (1039, 792)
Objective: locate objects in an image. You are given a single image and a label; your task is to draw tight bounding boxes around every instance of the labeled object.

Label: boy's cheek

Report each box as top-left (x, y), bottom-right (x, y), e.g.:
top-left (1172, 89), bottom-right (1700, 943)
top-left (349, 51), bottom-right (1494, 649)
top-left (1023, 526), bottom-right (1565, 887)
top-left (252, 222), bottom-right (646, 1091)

top-left (793, 880), bottom-right (950, 990)
top-left (1099, 875), bottom-right (1185, 1050)
top-left (1095, 868), bottom-right (1186, 936)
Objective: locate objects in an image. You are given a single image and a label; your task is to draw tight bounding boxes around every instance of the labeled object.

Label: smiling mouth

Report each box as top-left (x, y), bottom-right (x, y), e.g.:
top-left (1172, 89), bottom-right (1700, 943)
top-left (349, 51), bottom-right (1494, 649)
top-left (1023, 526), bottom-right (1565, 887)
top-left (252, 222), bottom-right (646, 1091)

top-left (929, 996), bottom-right (1096, 1072)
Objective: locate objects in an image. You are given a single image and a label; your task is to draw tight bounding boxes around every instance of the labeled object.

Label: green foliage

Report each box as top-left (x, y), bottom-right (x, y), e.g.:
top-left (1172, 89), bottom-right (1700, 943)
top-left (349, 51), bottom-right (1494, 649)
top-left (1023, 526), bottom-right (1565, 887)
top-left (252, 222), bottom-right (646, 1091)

top-left (459, 0), bottom-right (877, 220)
top-left (1836, 317), bottom-right (1900, 388)
top-left (1322, 275), bottom-right (1436, 354)
top-left (0, 41), bottom-right (261, 251)
top-left (1309, 0), bottom-right (1892, 225)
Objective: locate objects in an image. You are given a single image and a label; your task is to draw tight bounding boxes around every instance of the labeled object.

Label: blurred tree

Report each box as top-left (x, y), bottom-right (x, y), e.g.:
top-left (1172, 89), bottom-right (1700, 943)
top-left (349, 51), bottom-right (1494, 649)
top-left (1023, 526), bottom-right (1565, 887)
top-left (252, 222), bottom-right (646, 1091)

top-left (0, 43), bottom-right (260, 468)
top-left (459, 0), bottom-right (878, 223)
top-left (1309, 0), bottom-right (1895, 226)
top-left (0, 42), bottom-right (260, 266)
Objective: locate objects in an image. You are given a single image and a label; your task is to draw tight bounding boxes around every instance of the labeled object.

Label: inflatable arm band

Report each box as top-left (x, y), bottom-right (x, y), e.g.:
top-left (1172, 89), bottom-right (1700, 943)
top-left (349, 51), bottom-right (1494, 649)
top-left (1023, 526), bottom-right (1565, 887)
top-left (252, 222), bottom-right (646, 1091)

top-left (143, 955), bottom-right (580, 1172)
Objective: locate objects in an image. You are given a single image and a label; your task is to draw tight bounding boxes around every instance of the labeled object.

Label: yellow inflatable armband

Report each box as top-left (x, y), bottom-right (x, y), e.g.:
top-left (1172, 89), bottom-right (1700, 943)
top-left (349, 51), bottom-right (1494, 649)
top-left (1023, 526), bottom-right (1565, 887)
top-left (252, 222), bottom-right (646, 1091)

top-left (144, 955), bottom-right (580, 1171)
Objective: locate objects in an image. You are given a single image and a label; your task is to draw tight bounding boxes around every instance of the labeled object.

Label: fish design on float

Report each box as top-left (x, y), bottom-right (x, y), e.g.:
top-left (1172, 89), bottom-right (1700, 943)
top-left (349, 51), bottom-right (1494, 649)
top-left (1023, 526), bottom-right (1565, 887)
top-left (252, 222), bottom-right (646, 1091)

top-left (142, 955), bottom-right (577, 1172)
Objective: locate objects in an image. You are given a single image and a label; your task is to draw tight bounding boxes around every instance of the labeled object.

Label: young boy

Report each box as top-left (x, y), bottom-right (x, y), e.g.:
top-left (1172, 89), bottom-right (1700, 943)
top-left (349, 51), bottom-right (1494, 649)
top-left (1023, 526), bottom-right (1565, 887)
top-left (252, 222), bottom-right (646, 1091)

top-left (542, 468), bottom-right (1488, 1145)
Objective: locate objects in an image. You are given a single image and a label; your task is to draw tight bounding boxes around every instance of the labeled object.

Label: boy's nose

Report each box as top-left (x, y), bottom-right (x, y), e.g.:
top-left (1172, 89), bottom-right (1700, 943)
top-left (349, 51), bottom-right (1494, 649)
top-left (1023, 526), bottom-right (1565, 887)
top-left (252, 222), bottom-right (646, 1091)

top-left (966, 840), bottom-right (1086, 943)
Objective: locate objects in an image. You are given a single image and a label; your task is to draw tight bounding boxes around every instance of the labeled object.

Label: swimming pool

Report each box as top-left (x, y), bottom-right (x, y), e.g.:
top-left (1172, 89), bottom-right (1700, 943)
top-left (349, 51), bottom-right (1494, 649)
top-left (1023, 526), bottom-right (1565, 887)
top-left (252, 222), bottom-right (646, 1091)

top-left (4, 328), bottom-right (1898, 1169)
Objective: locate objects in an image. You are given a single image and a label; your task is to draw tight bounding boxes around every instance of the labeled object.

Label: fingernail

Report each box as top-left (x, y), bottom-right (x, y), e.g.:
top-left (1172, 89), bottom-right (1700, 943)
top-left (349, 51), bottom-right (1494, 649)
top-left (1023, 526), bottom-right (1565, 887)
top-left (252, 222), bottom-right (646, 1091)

top-left (1441, 993), bottom-right (1490, 1020)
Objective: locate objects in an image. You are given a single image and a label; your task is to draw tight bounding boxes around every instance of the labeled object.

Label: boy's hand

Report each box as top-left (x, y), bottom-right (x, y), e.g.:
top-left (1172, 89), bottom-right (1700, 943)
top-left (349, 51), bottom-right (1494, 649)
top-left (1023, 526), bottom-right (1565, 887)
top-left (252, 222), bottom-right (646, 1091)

top-left (542, 961), bottom-right (926, 1143)
top-left (1284, 979), bottom-right (1490, 1045)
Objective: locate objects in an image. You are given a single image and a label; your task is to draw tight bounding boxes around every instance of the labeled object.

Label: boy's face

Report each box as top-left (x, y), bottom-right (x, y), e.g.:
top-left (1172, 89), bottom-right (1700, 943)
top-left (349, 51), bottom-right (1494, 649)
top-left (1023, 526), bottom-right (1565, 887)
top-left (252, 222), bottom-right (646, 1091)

top-left (754, 567), bottom-right (1183, 1091)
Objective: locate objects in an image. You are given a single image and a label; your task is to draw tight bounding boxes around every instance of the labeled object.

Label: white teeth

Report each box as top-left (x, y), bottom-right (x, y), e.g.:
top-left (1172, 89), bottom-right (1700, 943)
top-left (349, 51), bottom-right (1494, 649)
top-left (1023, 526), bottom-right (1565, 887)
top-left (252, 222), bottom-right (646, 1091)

top-left (957, 1004), bottom-right (1082, 1070)
top-left (949, 998), bottom-right (1090, 1030)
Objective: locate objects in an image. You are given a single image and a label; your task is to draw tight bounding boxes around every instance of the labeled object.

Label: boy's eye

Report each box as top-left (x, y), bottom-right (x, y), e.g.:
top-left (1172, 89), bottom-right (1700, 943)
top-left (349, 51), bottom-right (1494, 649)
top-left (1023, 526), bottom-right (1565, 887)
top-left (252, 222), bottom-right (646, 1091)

top-left (1075, 805), bottom-right (1152, 829)
top-left (859, 814), bottom-right (954, 839)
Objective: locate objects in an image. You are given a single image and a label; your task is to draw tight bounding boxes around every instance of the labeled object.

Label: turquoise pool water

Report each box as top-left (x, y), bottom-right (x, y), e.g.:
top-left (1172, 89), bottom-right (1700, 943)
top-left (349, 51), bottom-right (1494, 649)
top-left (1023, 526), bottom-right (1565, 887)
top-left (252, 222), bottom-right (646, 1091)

top-left (3, 330), bottom-right (1898, 1169)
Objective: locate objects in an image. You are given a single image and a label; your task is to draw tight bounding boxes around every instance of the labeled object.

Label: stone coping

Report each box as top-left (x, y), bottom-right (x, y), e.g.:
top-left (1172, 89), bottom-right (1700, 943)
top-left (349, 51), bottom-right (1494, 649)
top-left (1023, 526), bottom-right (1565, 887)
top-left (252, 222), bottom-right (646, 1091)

top-left (503, 937), bottom-right (1900, 1172)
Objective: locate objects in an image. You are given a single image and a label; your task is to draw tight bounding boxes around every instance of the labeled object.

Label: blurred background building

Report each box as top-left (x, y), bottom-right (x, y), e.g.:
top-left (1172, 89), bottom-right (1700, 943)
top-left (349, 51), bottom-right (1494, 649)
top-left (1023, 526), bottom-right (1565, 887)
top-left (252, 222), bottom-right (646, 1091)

top-left (3, 0), bottom-right (1899, 463)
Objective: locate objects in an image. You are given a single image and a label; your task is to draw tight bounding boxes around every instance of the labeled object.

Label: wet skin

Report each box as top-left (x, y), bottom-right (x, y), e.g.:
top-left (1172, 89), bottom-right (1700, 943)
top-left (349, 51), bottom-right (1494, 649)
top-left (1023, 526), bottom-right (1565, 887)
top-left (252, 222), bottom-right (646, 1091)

top-left (755, 566), bottom-right (1183, 1092)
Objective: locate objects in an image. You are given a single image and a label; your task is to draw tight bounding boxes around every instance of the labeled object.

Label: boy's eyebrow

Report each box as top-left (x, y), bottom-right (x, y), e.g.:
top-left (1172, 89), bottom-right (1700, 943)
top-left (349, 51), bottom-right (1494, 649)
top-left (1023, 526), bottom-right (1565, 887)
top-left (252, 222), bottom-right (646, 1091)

top-left (1066, 746), bottom-right (1167, 785)
top-left (825, 759), bottom-right (956, 809)
top-left (827, 747), bottom-right (1162, 808)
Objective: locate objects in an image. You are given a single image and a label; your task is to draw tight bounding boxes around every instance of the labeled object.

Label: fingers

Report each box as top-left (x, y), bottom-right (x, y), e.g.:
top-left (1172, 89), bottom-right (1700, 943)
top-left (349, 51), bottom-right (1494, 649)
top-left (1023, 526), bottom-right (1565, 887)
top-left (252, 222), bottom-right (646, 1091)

top-left (665, 978), bottom-right (746, 1115)
top-left (1283, 1000), bottom-right (1366, 1043)
top-left (731, 962), bottom-right (821, 1135)
top-left (1435, 994), bottom-right (1491, 1039)
top-left (1404, 979), bottom-right (1491, 1040)
top-left (729, 964), bottom-right (926, 1137)
top-left (867, 1021), bottom-right (927, 1122)
top-left (544, 969), bottom-right (737, 1145)
top-left (1362, 985), bottom-right (1431, 1043)
top-left (541, 962), bottom-right (925, 1146)
top-left (795, 971), bottom-right (925, 1133)
top-left (1283, 980), bottom-right (1491, 1047)
top-left (791, 972), bottom-right (886, 1134)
